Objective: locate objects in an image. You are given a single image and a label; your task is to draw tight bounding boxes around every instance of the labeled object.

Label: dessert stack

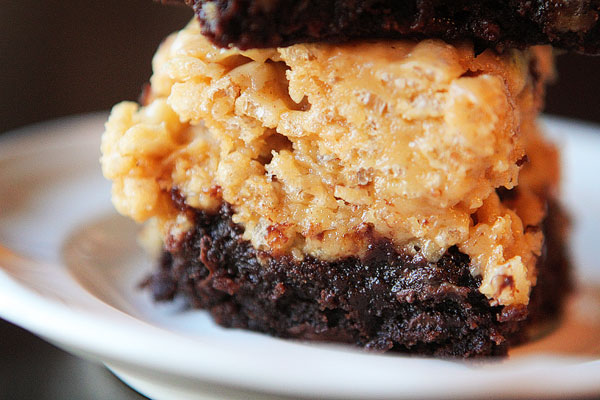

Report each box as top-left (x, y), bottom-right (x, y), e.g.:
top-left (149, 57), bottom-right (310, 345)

top-left (100, 1), bottom-right (595, 357)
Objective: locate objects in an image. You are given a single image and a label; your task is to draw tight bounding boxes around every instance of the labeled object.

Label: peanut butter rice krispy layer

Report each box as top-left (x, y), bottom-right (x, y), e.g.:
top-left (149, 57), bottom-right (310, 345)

top-left (101, 17), bottom-right (570, 357)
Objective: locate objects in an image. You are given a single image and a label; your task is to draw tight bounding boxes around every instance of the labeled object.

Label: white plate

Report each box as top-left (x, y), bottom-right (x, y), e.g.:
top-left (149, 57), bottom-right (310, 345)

top-left (1, 113), bottom-right (600, 400)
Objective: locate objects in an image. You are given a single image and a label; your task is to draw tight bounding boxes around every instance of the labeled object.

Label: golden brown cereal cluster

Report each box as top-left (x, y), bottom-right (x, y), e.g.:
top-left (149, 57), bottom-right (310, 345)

top-left (101, 20), bottom-right (557, 305)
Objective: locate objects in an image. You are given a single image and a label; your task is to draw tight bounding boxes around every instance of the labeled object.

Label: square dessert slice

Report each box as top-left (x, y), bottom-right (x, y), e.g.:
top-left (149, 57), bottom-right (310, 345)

top-left (101, 20), bottom-right (568, 357)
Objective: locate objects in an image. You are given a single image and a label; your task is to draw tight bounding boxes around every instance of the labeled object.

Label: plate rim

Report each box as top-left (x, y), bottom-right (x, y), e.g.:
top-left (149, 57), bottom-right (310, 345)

top-left (1, 113), bottom-right (600, 399)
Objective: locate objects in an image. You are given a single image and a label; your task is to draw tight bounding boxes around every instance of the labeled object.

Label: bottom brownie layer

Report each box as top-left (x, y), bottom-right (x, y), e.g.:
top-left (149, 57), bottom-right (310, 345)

top-left (146, 200), bottom-right (569, 358)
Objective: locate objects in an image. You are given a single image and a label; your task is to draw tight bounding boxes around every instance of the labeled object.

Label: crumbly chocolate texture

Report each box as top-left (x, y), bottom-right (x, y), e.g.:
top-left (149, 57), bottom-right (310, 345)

top-left (146, 194), bottom-right (569, 358)
top-left (174, 0), bottom-right (600, 53)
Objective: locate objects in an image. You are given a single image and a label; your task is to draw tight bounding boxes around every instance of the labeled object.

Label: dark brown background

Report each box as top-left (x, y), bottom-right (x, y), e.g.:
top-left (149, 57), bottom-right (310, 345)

top-left (1, 1), bottom-right (599, 399)
top-left (1, 0), bottom-right (192, 134)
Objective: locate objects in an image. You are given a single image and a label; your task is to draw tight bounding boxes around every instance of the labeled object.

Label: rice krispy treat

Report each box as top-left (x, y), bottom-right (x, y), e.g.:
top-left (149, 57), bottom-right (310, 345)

top-left (101, 19), bottom-right (569, 357)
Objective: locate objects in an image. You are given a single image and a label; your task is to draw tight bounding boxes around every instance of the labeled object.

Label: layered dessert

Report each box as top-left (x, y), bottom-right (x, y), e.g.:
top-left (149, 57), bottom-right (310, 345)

top-left (101, 1), bottom-right (576, 357)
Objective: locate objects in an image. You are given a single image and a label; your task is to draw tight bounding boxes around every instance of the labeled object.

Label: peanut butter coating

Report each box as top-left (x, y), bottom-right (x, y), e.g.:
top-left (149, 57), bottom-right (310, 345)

top-left (101, 20), bottom-right (558, 305)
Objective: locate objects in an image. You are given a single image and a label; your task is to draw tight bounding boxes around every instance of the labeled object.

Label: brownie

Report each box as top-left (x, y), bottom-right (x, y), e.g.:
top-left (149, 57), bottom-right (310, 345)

top-left (173, 0), bottom-right (600, 53)
top-left (145, 195), bottom-right (569, 358)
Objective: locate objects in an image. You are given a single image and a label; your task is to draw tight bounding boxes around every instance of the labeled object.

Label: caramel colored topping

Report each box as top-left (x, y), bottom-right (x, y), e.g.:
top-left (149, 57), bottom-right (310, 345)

top-left (101, 20), bottom-right (557, 305)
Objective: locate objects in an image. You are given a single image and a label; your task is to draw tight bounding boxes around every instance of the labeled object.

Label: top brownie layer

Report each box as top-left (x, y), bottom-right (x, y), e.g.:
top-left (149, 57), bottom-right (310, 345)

top-left (175, 0), bottom-right (600, 53)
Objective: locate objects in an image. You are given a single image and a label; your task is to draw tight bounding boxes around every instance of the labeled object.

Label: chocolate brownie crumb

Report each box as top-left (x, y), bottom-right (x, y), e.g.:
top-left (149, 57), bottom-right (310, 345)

top-left (171, 0), bottom-right (600, 53)
top-left (145, 198), bottom-right (569, 358)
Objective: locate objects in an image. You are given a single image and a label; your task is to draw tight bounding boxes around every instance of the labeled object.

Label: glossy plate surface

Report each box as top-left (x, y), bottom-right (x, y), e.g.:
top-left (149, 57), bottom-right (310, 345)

top-left (1, 114), bottom-right (599, 399)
